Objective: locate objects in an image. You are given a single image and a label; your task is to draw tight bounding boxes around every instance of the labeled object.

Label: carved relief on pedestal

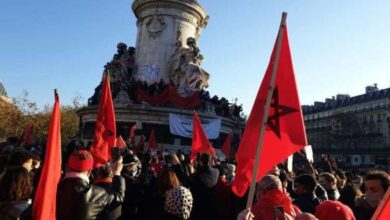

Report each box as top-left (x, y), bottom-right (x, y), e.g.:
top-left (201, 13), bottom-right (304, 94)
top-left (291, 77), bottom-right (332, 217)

top-left (146, 10), bottom-right (166, 38)
top-left (168, 34), bottom-right (210, 96)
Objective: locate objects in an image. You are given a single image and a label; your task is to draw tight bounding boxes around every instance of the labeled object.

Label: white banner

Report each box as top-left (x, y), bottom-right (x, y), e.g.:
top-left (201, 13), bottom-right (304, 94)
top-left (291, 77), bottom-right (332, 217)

top-left (169, 113), bottom-right (221, 139)
top-left (304, 145), bottom-right (314, 163)
top-left (287, 154), bottom-right (293, 172)
top-left (137, 64), bottom-right (160, 82)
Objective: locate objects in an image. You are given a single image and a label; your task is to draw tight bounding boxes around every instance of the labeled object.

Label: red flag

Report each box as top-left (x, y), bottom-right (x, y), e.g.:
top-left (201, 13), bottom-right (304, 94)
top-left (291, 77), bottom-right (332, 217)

top-left (148, 129), bottom-right (157, 150)
top-left (372, 189), bottom-right (390, 220)
top-left (221, 133), bottom-right (233, 160)
top-left (90, 72), bottom-right (116, 167)
top-left (231, 23), bottom-right (307, 197)
top-left (190, 112), bottom-right (216, 162)
top-left (129, 124), bottom-right (137, 139)
top-left (21, 125), bottom-right (35, 144)
top-left (116, 136), bottom-right (126, 148)
top-left (134, 135), bottom-right (145, 153)
top-left (32, 90), bottom-right (61, 220)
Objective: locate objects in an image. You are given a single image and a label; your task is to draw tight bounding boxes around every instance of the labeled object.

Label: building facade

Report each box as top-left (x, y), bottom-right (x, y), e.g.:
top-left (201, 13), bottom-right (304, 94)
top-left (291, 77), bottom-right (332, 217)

top-left (302, 85), bottom-right (390, 170)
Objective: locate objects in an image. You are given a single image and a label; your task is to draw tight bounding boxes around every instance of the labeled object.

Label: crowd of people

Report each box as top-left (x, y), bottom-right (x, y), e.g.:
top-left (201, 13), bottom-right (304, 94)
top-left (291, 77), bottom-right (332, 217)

top-left (88, 77), bottom-right (244, 120)
top-left (0, 137), bottom-right (390, 220)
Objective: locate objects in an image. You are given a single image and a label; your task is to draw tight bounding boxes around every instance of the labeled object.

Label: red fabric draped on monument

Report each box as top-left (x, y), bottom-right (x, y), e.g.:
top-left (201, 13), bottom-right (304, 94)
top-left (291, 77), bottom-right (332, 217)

top-left (136, 85), bottom-right (200, 109)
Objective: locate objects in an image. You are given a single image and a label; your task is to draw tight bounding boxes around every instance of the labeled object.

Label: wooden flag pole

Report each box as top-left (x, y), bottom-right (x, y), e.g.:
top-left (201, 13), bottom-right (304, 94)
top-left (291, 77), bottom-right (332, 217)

top-left (245, 12), bottom-right (288, 209)
top-left (371, 186), bottom-right (390, 219)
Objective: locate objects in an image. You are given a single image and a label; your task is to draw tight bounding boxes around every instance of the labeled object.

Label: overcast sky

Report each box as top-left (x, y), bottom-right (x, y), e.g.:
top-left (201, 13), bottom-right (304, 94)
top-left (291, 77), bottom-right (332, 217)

top-left (1, 0), bottom-right (389, 114)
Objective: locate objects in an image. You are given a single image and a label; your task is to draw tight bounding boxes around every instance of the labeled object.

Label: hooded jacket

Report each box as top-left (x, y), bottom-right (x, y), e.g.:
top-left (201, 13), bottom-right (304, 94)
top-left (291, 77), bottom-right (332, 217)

top-left (252, 189), bottom-right (300, 220)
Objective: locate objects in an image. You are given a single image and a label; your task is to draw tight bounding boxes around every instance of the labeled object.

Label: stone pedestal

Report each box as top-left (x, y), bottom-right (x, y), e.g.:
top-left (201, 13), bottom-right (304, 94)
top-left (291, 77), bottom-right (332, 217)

top-left (132, 0), bottom-right (208, 84)
top-left (78, 105), bottom-right (244, 155)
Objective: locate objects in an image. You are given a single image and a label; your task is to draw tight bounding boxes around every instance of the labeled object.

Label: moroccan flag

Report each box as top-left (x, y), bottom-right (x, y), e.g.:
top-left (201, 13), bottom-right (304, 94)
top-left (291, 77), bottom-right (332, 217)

top-left (90, 72), bottom-right (116, 167)
top-left (21, 125), bottom-right (35, 144)
top-left (231, 21), bottom-right (307, 197)
top-left (148, 129), bottom-right (157, 150)
top-left (372, 189), bottom-right (390, 220)
top-left (116, 136), bottom-right (127, 148)
top-left (32, 90), bottom-right (61, 220)
top-left (190, 112), bottom-right (216, 162)
top-left (221, 133), bottom-right (233, 160)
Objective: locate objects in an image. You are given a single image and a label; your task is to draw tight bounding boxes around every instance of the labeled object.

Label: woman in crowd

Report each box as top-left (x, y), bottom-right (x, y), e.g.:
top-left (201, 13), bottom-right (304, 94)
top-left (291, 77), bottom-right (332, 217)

top-left (158, 168), bottom-right (193, 220)
top-left (0, 167), bottom-right (33, 220)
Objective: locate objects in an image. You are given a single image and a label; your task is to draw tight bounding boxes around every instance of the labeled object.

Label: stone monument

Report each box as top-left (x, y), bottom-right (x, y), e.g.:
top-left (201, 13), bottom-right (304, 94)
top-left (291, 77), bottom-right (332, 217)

top-left (132, 0), bottom-right (209, 96)
top-left (78, 0), bottom-right (244, 154)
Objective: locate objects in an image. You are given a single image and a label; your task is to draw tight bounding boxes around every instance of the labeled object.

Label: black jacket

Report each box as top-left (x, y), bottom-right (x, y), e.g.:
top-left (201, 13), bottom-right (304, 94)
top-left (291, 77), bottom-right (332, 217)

top-left (293, 193), bottom-right (321, 214)
top-left (56, 175), bottom-right (125, 220)
top-left (190, 165), bottom-right (219, 220)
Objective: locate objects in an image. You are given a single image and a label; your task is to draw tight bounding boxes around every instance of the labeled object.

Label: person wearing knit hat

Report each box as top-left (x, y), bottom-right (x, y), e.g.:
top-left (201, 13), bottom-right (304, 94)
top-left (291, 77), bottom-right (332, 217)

top-left (67, 149), bottom-right (94, 172)
top-left (57, 150), bottom-right (125, 220)
top-left (315, 200), bottom-right (356, 220)
top-left (293, 174), bottom-right (322, 214)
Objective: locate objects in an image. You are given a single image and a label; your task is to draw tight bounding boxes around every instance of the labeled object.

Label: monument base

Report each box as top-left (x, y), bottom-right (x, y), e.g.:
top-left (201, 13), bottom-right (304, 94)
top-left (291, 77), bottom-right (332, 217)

top-left (77, 104), bottom-right (244, 156)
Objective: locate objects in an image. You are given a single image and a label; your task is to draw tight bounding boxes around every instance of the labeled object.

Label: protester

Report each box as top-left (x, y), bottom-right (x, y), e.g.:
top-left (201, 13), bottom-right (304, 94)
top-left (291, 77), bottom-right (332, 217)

top-left (339, 176), bottom-right (363, 209)
top-left (252, 175), bottom-right (300, 220)
top-left (319, 172), bottom-right (340, 200)
top-left (315, 200), bottom-right (356, 220)
top-left (122, 154), bottom-right (147, 219)
top-left (293, 174), bottom-right (322, 214)
top-left (215, 164), bottom-right (235, 220)
top-left (353, 170), bottom-right (390, 220)
top-left (0, 167), bottom-right (33, 220)
top-left (190, 153), bottom-right (219, 220)
top-left (7, 151), bottom-right (35, 172)
top-left (158, 169), bottom-right (193, 220)
top-left (56, 150), bottom-right (125, 220)
top-left (93, 164), bottom-right (122, 220)
top-left (150, 155), bottom-right (163, 175)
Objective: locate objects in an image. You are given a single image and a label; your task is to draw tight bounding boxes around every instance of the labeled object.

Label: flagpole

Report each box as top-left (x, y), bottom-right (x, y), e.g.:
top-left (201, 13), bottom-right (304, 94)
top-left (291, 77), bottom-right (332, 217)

top-left (371, 186), bottom-right (390, 219)
top-left (245, 12), bottom-right (288, 209)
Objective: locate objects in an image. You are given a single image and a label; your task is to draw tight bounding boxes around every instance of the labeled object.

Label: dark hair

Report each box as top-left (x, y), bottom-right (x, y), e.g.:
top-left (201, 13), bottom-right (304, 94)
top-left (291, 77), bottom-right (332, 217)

top-left (0, 167), bottom-right (33, 201)
top-left (295, 174), bottom-right (317, 192)
top-left (200, 153), bottom-right (210, 166)
top-left (158, 168), bottom-right (180, 194)
top-left (365, 170), bottom-right (390, 191)
top-left (8, 151), bottom-right (34, 167)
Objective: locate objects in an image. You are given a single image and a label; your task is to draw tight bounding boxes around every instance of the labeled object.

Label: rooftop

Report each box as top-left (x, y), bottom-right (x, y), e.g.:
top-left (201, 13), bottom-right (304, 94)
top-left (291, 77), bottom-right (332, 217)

top-left (302, 85), bottom-right (390, 114)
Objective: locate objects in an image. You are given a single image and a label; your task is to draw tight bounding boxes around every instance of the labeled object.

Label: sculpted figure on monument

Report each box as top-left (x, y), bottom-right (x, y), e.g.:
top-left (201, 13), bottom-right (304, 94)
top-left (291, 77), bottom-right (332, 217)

top-left (89, 43), bottom-right (136, 106)
top-left (169, 37), bottom-right (210, 96)
top-left (106, 43), bottom-right (136, 96)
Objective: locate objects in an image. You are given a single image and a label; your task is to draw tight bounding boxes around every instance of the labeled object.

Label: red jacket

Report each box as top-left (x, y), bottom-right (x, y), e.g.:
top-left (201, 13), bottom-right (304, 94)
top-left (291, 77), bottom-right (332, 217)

top-left (252, 189), bottom-right (300, 220)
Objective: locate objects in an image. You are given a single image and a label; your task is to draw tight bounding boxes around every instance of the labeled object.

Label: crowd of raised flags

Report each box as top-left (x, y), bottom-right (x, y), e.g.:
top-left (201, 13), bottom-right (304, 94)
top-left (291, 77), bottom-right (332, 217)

top-left (1, 13), bottom-right (390, 220)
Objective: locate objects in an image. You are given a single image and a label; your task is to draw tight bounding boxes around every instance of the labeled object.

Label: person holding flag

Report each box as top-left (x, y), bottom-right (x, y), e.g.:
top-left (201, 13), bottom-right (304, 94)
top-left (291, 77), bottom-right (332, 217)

top-left (189, 112), bottom-right (219, 220)
top-left (56, 150), bottom-right (125, 220)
